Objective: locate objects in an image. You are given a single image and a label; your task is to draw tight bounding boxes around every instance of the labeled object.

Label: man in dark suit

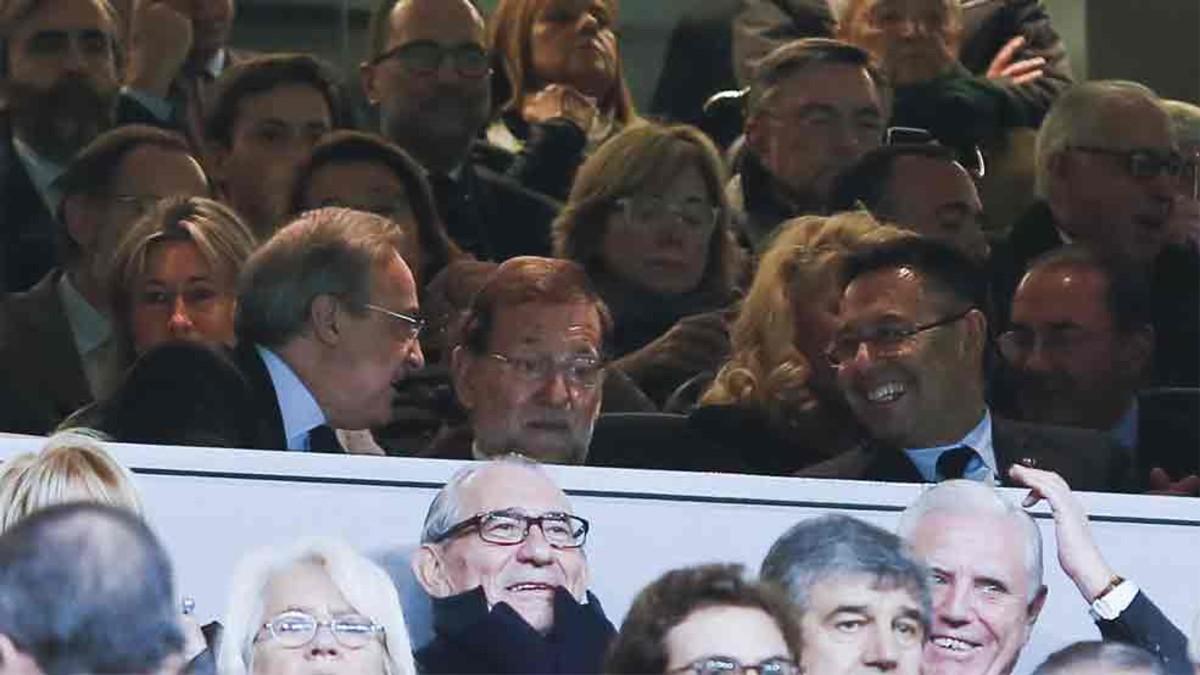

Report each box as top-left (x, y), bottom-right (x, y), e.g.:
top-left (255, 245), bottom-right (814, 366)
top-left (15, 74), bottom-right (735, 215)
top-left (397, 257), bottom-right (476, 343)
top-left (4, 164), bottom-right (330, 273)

top-left (232, 207), bottom-right (425, 451)
top-left (0, 125), bottom-right (208, 435)
top-left (803, 237), bottom-right (1133, 492)
top-left (359, 0), bottom-right (558, 262)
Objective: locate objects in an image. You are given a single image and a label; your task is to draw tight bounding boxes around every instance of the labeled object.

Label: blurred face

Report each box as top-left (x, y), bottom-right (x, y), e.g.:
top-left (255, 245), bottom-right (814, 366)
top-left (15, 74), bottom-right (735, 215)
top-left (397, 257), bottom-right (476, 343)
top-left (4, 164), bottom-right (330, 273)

top-left (129, 240), bottom-right (237, 354)
top-left (800, 575), bottom-right (926, 675)
top-left (252, 561), bottom-right (387, 675)
top-left (840, 0), bottom-right (962, 86)
top-left (908, 511), bottom-right (1043, 675)
top-left (880, 156), bottom-right (989, 262)
top-left (320, 251), bottom-right (425, 429)
top-left (528, 0), bottom-right (618, 100)
top-left (186, 0), bottom-right (235, 59)
top-left (426, 464), bottom-right (589, 633)
top-left (362, 0), bottom-right (490, 167)
top-left (600, 163), bottom-right (715, 295)
top-left (5, 0), bottom-right (119, 159)
top-left (302, 160), bottom-right (424, 279)
top-left (215, 83), bottom-right (332, 236)
top-left (747, 64), bottom-right (885, 208)
top-left (455, 301), bottom-right (604, 464)
top-left (1050, 100), bottom-right (1177, 264)
top-left (664, 605), bottom-right (794, 675)
top-left (1004, 265), bottom-right (1146, 430)
top-left (833, 267), bottom-right (985, 448)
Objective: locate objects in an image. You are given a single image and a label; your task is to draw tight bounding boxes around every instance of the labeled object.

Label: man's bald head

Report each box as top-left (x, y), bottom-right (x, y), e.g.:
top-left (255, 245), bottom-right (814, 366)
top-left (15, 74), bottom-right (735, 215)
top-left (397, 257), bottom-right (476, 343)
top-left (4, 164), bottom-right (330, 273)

top-left (367, 0), bottom-right (483, 61)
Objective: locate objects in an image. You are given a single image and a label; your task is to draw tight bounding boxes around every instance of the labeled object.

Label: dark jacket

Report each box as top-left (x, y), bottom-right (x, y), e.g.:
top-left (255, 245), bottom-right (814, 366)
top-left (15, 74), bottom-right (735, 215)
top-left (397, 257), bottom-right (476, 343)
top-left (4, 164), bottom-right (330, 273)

top-left (416, 586), bottom-right (615, 675)
top-left (1097, 591), bottom-right (1194, 675)
top-left (487, 114), bottom-right (589, 203)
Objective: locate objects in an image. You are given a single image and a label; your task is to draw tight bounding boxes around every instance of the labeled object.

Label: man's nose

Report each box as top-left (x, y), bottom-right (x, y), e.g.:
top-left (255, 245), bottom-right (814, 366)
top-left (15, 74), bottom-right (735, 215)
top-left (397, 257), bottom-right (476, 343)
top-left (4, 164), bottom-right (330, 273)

top-left (861, 623), bottom-right (899, 671)
top-left (534, 369), bottom-right (573, 408)
top-left (405, 339), bottom-right (426, 370)
top-left (515, 524), bottom-right (555, 564)
top-left (936, 580), bottom-right (973, 625)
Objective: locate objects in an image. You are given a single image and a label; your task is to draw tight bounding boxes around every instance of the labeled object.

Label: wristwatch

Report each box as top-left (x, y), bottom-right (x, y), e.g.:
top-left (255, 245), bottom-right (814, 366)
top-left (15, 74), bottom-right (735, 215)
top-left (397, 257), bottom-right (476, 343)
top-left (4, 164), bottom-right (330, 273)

top-left (1089, 575), bottom-right (1138, 621)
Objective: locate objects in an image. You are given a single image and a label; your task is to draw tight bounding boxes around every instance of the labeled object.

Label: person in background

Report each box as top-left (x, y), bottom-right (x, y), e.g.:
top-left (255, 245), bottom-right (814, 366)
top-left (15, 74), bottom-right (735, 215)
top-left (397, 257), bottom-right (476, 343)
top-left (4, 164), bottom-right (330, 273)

top-left (1033, 641), bottom-right (1166, 675)
top-left (554, 121), bottom-right (742, 406)
top-left (605, 563), bottom-right (802, 675)
top-left (486, 0), bottom-right (636, 200)
top-left (217, 537), bottom-right (416, 675)
top-left (1163, 100), bottom-right (1200, 251)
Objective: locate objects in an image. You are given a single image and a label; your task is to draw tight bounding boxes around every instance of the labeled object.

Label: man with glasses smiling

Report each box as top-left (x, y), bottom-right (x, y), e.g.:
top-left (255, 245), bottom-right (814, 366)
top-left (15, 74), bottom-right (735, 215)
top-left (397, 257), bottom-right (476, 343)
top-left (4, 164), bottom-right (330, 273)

top-left (412, 455), bottom-right (616, 674)
top-left (801, 236), bottom-right (1133, 491)
top-left (360, 0), bottom-right (559, 262)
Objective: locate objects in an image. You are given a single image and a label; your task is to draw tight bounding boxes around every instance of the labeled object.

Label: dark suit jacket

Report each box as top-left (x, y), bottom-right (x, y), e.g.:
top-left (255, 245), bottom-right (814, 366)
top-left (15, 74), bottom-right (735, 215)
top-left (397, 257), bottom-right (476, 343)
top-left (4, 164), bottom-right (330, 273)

top-left (0, 116), bottom-right (59, 293)
top-left (0, 271), bottom-right (91, 434)
top-left (732, 0), bottom-right (1072, 123)
top-left (231, 343), bottom-right (289, 451)
top-left (1097, 591), bottom-right (1194, 675)
top-left (798, 416), bottom-right (1136, 492)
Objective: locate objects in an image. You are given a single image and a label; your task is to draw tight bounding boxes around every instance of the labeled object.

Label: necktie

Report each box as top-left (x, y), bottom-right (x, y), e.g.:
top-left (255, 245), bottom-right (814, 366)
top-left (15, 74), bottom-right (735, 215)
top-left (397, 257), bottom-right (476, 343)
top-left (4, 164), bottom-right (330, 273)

top-left (936, 445), bottom-right (977, 481)
top-left (307, 425), bottom-right (342, 454)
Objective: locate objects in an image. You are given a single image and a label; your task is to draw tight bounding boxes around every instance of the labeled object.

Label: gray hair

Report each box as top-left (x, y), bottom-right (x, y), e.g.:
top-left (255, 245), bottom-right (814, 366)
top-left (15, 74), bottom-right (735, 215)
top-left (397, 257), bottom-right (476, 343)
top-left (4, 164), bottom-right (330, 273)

top-left (218, 537), bottom-right (416, 675)
top-left (759, 514), bottom-right (932, 632)
top-left (1034, 80), bottom-right (1164, 198)
top-left (1163, 99), bottom-right (1200, 149)
top-left (235, 207), bottom-right (406, 348)
top-left (419, 454), bottom-right (550, 544)
top-left (897, 480), bottom-right (1044, 601)
top-left (1032, 640), bottom-right (1166, 675)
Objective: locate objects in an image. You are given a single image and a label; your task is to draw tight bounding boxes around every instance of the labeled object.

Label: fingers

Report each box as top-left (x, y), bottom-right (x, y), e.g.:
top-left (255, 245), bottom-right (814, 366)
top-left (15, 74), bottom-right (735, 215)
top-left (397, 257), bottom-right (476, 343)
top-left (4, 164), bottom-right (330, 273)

top-left (1008, 464), bottom-right (1072, 511)
top-left (999, 57), bottom-right (1046, 85)
top-left (986, 36), bottom-right (1026, 78)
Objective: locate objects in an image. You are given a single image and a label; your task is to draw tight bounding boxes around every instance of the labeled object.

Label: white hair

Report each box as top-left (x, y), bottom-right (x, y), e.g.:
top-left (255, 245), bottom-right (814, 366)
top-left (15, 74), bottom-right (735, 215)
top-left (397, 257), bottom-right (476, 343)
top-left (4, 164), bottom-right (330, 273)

top-left (897, 480), bottom-right (1044, 601)
top-left (217, 537), bottom-right (416, 675)
top-left (419, 454), bottom-right (552, 544)
top-left (1034, 80), bottom-right (1163, 198)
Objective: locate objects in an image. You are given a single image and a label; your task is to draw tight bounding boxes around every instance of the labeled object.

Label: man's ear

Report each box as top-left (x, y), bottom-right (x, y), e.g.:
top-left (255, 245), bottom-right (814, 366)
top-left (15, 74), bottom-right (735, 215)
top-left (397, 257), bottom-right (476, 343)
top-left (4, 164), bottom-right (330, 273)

top-left (308, 294), bottom-right (341, 346)
top-left (412, 544), bottom-right (454, 599)
top-left (360, 62), bottom-right (381, 106)
top-left (0, 633), bottom-right (41, 675)
top-left (449, 345), bottom-right (477, 411)
top-left (744, 110), bottom-right (766, 158)
top-left (963, 307), bottom-right (989, 360)
top-left (62, 194), bottom-right (100, 251)
top-left (1025, 585), bottom-right (1048, 629)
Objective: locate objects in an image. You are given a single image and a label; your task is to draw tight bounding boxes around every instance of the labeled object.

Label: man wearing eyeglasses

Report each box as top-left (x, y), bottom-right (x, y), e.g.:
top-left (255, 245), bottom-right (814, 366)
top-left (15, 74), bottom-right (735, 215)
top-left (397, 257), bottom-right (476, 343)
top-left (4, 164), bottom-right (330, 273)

top-left (411, 455), bottom-right (616, 674)
top-left (1001, 80), bottom-right (1200, 389)
top-left (801, 236), bottom-right (1133, 491)
top-left (360, 0), bottom-right (559, 262)
top-left (230, 207), bottom-right (425, 452)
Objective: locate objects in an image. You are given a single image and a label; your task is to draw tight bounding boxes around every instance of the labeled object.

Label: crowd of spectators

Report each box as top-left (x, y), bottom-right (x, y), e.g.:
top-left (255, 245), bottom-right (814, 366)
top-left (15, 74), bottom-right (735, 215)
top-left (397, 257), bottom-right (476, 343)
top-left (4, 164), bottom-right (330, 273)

top-left (0, 0), bottom-right (1196, 671)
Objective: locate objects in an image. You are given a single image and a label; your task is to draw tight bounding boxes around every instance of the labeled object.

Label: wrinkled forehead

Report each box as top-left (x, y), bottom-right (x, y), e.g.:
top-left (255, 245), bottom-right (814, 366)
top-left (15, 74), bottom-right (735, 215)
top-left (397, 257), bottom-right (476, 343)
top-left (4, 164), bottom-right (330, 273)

top-left (910, 510), bottom-right (1031, 586)
top-left (457, 464), bottom-right (574, 517)
top-left (387, 0), bottom-right (484, 49)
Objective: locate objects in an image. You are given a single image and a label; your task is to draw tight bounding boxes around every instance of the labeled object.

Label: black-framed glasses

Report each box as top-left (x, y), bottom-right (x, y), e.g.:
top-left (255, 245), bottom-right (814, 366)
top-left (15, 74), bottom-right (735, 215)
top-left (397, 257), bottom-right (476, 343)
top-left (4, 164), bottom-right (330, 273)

top-left (669, 656), bottom-right (799, 675)
top-left (1069, 145), bottom-right (1186, 180)
top-left (826, 308), bottom-right (972, 366)
top-left (615, 195), bottom-right (720, 235)
top-left (371, 40), bottom-right (490, 78)
top-left (485, 352), bottom-right (605, 389)
top-left (431, 509), bottom-right (590, 549)
top-left (257, 610), bottom-right (383, 649)
top-left (364, 304), bottom-right (425, 344)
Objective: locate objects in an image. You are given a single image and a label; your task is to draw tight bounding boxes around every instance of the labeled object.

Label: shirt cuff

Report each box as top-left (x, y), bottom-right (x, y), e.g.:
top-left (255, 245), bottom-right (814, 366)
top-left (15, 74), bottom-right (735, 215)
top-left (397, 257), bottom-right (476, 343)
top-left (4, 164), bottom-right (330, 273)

top-left (1089, 579), bottom-right (1139, 621)
top-left (121, 86), bottom-right (173, 122)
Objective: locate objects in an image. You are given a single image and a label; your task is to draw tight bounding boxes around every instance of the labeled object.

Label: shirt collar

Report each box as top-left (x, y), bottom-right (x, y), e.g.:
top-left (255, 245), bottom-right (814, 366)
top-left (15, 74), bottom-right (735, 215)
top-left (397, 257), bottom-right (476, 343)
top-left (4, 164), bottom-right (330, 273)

top-left (255, 345), bottom-right (326, 451)
top-left (56, 273), bottom-right (111, 357)
top-left (204, 48), bottom-right (227, 79)
top-left (903, 410), bottom-right (997, 483)
top-left (12, 136), bottom-right (66, 216)
top-left (1110, 399), bottom-right (1140, 450)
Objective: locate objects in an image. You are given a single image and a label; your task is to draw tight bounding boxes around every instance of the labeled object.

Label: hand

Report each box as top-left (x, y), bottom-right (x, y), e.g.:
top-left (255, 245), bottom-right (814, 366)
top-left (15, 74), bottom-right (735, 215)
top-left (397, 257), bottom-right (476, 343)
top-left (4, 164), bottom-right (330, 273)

top-left (124, 0), bottom-right (193, 97)
top-left (521, 84), bottom-right (598, 133)
top-left (1147, 467), bottom-right (1200, 496)
top-left (613, 311), bottom-right (731, 385)
top-left (986, 36), bottom-right (1046, 86)
top-left (1008, 464), bottom-right (1114, 602)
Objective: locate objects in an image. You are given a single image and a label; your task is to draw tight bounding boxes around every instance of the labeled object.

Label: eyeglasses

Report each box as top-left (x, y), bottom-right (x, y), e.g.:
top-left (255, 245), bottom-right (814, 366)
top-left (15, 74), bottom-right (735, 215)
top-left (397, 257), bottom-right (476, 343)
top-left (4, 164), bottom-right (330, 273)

top-left (1069, 146), bottom-right (1186, 180)
top-left (670, 656), bottom-right (799, 675)
top-left (615, 196), bottom-right (719, 235)
top-left (995, 326), bottom-right (1096, 363)
top-left (371, 40), bottom-right (490, 79)
top-left (257, 610), bottom-right (383, 649)
top-left (485, 352), bottom-right (605, 389)
top-left (431, 509), bottom-right (590, 548)
top-left (364, 304), bottom-right (425, 343)
top-left (826, 308), bottom-right (972, 366)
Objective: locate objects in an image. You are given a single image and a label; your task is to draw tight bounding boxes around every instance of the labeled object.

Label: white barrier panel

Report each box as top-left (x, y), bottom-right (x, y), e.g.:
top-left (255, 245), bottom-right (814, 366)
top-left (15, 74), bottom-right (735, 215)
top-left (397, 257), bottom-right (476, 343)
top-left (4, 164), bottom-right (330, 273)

top-left (0, 437), bottom-right (1197, 674)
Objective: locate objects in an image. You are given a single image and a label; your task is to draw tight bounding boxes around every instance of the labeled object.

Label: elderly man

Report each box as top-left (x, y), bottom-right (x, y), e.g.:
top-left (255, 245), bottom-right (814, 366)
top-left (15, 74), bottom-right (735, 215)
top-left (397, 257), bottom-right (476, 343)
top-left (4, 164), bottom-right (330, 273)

top-left (734, 38), bottom-right (888, 250)
top-left (359, 0), bottom-right (557, 261)
top-left (411, 455), bottom-right (615, 673)
top-left (999, 245), bottom-right (1200, 485)
top-left (433, 257), bottom-right (610, 464)
top-left (1002, 80), bottom-right (1200, 387)
top-left (0, 502), bottom-right (184, 675)
top-left (1033, 642), bottom-right (1166, 675)
top-left (760, 514), bottom-right (930, 675)
top-left (803, 236), bottom-right (1132, 491)
top-left (232, 207), bottom-right (424, 451)
top-left (0, 125), bottom-right (208, 435)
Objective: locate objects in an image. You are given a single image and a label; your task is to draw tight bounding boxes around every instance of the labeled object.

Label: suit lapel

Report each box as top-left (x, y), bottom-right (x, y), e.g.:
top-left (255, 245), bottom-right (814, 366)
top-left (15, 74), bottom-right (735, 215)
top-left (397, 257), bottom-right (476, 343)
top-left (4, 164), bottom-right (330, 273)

top-left (232, 344), bottom-right (288, 450)
top-left (9, 273), bottom-right (92, 417)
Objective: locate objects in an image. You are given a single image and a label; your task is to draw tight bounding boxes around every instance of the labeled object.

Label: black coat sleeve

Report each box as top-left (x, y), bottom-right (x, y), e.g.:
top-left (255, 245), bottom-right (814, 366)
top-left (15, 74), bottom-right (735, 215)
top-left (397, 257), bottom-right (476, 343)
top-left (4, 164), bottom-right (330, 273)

top-left (1095, 591), bottom-right (1194, 675)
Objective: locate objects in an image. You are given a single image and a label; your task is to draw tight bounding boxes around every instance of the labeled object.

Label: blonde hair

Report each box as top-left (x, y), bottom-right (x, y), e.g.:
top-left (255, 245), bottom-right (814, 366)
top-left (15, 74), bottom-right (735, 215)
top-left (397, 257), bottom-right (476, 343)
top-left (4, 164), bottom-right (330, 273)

top-left (218, 537), bottom-right (416, 675)
top-left (0, 430), bottom-right (142, 532)
top-left (552, 121), bottom-right (741, 295)
top-left (702, 212), bottom-right (909, 423)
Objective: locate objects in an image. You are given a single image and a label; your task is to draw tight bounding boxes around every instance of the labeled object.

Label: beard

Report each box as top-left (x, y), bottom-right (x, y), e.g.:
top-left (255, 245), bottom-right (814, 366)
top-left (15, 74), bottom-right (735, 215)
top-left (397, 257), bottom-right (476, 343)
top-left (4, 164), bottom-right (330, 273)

top-left (7, 75), bottom-right (117, 163)
top-left (381, 85), bottom-right (489, 171)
